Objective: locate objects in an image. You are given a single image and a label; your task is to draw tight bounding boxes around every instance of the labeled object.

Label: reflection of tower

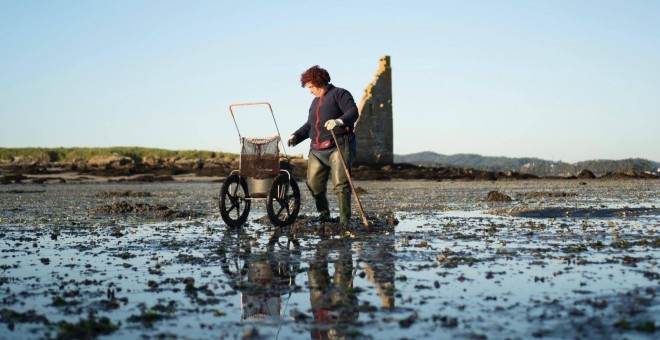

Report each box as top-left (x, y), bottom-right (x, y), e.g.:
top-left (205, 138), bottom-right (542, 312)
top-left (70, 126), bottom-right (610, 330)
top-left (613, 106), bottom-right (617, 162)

top-left (355, 55), bottom-right (393, 165)
top-left (357, 238), bottom-right (396, 309)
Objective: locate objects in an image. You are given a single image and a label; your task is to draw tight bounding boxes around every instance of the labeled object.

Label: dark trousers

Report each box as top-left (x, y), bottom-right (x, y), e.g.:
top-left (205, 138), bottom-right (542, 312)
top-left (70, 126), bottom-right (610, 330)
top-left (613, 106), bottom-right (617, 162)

top-left (306, 136), bottom-right (356, 223)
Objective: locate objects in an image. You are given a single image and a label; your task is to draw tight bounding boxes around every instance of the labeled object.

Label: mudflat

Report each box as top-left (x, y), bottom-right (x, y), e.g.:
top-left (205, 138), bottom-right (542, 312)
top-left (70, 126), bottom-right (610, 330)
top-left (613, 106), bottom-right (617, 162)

top-left (0, 179), bottom-right (658, 338)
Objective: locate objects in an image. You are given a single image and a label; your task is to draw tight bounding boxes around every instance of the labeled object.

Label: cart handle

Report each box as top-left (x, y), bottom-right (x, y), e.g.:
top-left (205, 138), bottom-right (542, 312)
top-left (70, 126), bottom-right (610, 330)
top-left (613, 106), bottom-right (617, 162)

top-left (227, 101), bottom-right (289, 160)
top-left (229, 102), bottom-right (273, 118)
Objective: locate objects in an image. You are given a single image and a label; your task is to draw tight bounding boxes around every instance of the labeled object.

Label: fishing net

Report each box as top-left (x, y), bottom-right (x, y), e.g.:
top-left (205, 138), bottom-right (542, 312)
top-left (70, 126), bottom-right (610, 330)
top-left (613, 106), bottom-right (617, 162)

top-left (240, 136), bottom-right (280, 179)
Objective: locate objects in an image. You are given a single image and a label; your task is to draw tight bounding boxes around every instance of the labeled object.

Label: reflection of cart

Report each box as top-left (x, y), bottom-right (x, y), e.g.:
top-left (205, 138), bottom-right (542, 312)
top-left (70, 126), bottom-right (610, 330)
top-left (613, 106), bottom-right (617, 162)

top-left (219, 229), bottom-right (301, 321)
top-left (219, 102), bottom-right (301, 228)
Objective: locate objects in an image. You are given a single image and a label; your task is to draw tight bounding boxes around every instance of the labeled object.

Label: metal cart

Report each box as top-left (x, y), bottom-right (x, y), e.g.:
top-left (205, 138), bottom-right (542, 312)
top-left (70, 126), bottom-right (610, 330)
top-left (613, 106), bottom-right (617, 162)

top-left (219, 102), bottom-right (301, 228)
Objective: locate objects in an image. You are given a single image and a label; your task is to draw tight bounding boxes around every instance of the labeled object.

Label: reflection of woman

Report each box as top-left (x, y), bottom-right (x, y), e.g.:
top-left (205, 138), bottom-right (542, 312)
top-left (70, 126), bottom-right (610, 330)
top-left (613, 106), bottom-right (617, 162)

top-left (307, 240), bottom-right (358, 338)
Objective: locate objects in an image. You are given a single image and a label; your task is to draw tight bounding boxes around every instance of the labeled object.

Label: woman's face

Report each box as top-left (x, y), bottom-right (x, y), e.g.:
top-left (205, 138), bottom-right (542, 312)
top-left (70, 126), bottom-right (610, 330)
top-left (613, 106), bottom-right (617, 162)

top-left (305, 82), bottom-right (325, 98)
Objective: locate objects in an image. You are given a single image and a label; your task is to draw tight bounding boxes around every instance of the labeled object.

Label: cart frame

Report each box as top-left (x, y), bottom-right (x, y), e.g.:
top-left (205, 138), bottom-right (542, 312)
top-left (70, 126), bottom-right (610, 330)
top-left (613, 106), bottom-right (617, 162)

top-left (219, 102), bottom-right (301, 228)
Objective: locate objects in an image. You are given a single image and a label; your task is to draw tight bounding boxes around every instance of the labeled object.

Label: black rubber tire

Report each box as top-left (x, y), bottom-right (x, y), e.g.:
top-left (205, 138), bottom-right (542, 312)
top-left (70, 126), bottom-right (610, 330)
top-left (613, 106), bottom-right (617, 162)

top-left (266, 174), bottom-right (301, 227)
top-left (219, 174), bottom-right (250, 228)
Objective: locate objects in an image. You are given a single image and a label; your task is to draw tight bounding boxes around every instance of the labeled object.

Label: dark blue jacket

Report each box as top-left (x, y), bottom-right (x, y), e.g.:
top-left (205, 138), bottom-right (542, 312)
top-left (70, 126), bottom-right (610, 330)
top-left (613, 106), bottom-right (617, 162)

top-left (293, 84), bottom-right (359, 146)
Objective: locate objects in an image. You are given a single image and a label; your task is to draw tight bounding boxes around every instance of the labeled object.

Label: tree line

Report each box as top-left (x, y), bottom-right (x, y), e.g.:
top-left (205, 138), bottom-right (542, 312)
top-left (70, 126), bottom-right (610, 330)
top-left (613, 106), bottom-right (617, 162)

top-left (0, 147), bottom-right (237, 164)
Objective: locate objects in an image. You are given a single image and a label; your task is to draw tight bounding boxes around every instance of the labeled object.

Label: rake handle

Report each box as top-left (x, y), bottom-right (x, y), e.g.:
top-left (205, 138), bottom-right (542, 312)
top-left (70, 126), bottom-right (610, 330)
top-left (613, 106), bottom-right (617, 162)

top-left (330, 130), bottom-right (370, 231)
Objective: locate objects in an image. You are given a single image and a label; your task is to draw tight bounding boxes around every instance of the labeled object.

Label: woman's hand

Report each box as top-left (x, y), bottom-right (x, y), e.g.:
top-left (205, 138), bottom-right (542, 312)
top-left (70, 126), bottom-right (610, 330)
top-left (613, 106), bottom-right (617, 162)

top-left (324, 119), bottom-right (343, 130)
top-left (287, 135), bottom-right (298, 147)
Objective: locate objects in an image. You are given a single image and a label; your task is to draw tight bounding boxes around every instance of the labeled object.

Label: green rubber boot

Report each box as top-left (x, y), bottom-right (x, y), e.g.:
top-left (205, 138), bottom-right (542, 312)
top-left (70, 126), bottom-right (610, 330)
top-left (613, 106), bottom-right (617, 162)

top-left (338, 191), bottom-right (352, 226)
top-left (313, 192), bottom-right (331, 222)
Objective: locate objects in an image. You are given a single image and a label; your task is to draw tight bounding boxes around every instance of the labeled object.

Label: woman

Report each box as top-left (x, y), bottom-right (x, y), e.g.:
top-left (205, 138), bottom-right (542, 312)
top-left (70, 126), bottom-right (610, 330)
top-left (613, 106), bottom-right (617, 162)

top-left (288, 65), bottom-right (359, 227)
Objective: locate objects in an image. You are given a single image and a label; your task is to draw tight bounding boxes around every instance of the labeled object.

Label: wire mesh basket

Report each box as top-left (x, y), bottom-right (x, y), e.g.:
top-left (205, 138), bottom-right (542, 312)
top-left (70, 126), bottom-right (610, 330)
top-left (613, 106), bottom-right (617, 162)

top-left (240, 136), bottom-right (280, 179)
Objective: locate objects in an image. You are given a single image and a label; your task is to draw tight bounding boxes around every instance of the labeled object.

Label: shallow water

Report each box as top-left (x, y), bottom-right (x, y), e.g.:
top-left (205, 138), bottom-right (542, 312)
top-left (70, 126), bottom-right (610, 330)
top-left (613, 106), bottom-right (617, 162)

top-left (0, 179), bottom-right (658, 339)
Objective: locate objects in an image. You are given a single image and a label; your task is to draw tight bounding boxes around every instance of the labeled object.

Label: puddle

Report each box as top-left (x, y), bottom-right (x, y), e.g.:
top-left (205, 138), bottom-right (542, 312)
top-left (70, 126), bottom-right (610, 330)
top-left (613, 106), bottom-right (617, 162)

top-left (0, 180), bottom-right (658, 338)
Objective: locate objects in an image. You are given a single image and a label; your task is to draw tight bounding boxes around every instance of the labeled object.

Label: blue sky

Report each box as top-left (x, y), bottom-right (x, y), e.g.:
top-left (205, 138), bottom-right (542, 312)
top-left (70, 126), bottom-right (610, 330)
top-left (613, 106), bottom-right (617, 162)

top-left (1, 0), bottom-right (658, 163)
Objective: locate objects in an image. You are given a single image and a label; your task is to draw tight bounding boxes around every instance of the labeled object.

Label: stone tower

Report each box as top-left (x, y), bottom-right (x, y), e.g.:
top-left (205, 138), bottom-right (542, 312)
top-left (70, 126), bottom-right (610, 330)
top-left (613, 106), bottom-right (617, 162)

top-left (355, 55), bottom-right (393, 165)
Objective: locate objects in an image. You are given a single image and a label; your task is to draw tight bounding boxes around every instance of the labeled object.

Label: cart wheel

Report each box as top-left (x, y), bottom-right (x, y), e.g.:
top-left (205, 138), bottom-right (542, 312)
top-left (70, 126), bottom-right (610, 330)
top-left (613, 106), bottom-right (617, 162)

top-left (266, 174), bottom-right (300, 227)
top-left (220, 174), bottom-right (251, 228)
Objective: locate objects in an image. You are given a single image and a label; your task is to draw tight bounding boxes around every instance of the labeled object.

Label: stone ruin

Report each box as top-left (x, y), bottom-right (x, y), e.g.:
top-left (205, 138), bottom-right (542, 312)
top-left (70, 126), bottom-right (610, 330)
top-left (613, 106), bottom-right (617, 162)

top-left (354, 55), bottom-right (393, 165)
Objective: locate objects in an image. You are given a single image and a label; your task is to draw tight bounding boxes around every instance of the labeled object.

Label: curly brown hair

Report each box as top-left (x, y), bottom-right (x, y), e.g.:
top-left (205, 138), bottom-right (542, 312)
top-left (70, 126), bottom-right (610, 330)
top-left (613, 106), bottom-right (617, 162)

top-left (300, 65), bottom-right (330, 88)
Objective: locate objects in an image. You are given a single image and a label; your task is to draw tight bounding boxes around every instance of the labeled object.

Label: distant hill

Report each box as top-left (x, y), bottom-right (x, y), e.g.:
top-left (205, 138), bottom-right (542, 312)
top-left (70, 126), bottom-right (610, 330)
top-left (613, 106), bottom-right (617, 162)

top-left (394, 152), bottom-right (660, 177)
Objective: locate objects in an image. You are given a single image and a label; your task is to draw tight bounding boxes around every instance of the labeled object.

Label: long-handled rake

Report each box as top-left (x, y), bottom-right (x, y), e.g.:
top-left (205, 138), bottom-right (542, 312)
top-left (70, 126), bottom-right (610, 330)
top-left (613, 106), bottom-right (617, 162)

top-left (330, 130), bottom-right (370, 231)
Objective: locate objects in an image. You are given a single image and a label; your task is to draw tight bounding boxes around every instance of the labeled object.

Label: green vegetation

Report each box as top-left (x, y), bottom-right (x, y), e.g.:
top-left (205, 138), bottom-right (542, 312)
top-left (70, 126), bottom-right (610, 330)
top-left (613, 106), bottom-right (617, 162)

top-left (117, 251), bottom-right (134, 260)
top-left (611, 239), bottom-right (632, 249)
top-left (56, 315), bottom-right (118, 339)
top-left (615, 318), bottom-right (656, 333)
top-left (126, 304), bottom-right (176, 327)
top-left (563, 243), bottom-right (588, 253)
top-left (127, 310), bottom-right (167, 328)
top-left (0, 147), bottom-right (238, 163)
top-left (52, 296), bottom-right (68, 307)
top-left (653, 237), bottom-right (660, 248)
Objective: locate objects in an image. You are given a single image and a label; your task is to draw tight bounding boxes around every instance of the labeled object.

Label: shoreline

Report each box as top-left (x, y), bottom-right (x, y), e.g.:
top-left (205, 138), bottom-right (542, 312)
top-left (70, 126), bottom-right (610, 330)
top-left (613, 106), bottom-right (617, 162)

top-left (1, 171), bottom-right (657, 186)
top-left (0, 172), bottom-right (227, 185)
top-left (1, 158), bottom-right (657, 185)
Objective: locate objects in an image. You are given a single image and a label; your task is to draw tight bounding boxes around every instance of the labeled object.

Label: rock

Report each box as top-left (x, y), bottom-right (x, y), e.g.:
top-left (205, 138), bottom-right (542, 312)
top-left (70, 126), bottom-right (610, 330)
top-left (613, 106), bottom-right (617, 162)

top-left (201, 160), bottom-right (223, 169)
top-left (621, 169), bottom-right (658, 178)
top-left (95, 201), bottom-right (200, 219)
top-left (525, 191), bottom-right (577, 198)
top-left (96, 201), bottom-right (167, 214)
top-left (577, 169), bottom-right (596, 179)
top-left (600, 169), bottom-right (658, 179)
top-left (10, 155), bottom-right (48, 165)
top-left (195, 158), bottom-right (234, 177)
top-left (486, 191), bottom-right (512, 202)
top-left (398, 312), bottom-right (418, 328)
top-left (126, 174), bottom-right (174, 182)
top-left (31, 177), bottom-right (66, 184)
top-left (88, 155), bottom-right (133, 168)
top-left (1, 174), bottom-right (27, 184)
top-left (141, 156), bottom-right (163, 167)
top-left (95, 191), bottom-right (152, 198)
top-left (174, 158), bottom-right (203, 171)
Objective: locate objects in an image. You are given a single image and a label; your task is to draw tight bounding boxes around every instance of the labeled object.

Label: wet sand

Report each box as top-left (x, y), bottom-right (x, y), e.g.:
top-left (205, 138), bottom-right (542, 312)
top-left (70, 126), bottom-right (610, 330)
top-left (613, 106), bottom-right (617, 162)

top-left (0, 179), bottom-right (658, 339)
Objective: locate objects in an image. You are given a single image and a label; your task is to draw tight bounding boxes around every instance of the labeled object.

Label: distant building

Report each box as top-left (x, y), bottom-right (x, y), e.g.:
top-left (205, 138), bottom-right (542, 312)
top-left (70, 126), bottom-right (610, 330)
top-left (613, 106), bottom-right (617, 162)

top-left (354, 56), bottom-right (393, 165)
